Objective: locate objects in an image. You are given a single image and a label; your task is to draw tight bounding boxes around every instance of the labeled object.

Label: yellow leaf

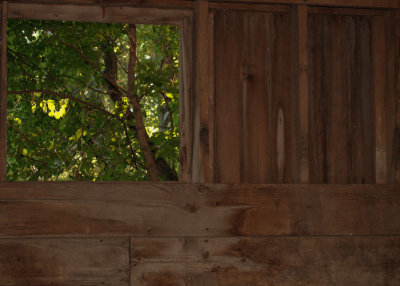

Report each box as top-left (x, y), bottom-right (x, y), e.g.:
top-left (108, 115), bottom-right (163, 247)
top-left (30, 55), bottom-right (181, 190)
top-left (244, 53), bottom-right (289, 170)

top-left (14, 118), bottom-right (22, 125)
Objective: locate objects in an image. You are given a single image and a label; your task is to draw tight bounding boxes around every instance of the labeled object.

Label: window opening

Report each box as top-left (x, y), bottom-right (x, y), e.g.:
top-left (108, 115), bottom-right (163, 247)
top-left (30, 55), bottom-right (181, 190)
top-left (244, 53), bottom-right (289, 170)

top-left (7, 19), bottom-right (180, 181)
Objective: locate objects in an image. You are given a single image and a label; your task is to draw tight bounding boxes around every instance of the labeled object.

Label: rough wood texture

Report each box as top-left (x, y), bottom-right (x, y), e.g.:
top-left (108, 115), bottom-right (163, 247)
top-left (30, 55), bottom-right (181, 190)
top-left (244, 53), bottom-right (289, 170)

top-left (131, 237), bottom-right (400, 285)
top-left (0, 1), bottom-right (6, 182)
top-left (296, 5), bottom-right (309, 183)
top-left (0, 238), bottom-right (129, 285)
top-left (0, 182), bottom-right (399, 237)
top-left (4, 0), bottom-right (400, 9)
top-left (8, 3), bottom-right (192, 25)
top-left (308, 13), bottom-right (375, 183)
top-left (213, 10), bottom-right (294, 183)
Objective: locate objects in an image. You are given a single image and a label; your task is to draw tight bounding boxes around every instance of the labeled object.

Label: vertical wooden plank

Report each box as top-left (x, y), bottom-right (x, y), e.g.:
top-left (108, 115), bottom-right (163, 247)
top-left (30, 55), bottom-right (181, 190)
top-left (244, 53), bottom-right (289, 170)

top-left (245, 12), bottom-right (273, 183)
top-left (385, 11), bottom-right (397, 183)
top-left (395, 10), bottom-right (400, 183)
top-left (373, 16), bottom-right (387, 184)
top-left (214, 10), bottom-right (244, 183)
top-left (0, 1), bottom-right (7, 182)
top-left (297, 5), bottom-right (309, 183)
top-left (270, 13), bottom-right (292, 183)
top-left (195, 0), bottom-right (212, 183)
top-left (325, 15), bottom-right (351, 183)
top-left (349, 16), bottom-right (375, 184)
top-left (308, 13), bottom-right (327, 183)
top-left (208, 9), bottom-right (215, 183)
top-left (179, 15), bottom-right (193, 182)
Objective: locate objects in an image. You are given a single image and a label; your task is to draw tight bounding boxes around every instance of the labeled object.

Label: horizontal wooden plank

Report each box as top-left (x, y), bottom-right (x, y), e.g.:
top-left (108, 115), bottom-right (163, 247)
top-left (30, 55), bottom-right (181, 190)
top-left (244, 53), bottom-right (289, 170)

top-left (209, 0), bottom-right (400, 9)
top-left (0, 238), bottom-right (129, 285)
top-left (308, 6), bottom-right (385, 16)
top-left (4, 0), bottom-right (400, 9)
top-left (0, 182), bottom-right (399, 237)
top-left (130, 237), bottom-right (400, 285)
top-left (8, 3), bottom-right (192, 25)
top-left (6, 0), bottom-right (195, 8)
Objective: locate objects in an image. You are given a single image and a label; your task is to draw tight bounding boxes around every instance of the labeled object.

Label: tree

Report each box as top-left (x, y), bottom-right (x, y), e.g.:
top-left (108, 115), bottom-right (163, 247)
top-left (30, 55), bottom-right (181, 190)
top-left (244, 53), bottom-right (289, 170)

top-left (7, 19), bottom-right (180, 181)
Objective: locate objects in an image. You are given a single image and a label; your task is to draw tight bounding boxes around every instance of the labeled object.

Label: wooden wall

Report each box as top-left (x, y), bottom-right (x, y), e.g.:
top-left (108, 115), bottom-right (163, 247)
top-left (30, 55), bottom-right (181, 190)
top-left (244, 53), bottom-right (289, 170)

top-left (0, 182), bottom-right (399, 285)
top-left (206, 6), bottom-right (399, 184)
top-left (1, 0), bottom-right (400, 285)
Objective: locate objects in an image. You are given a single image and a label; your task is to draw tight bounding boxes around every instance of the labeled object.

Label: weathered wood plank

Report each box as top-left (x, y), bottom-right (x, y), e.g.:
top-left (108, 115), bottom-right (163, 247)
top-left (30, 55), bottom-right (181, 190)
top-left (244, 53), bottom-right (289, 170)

top-left (214, 10), bottom-right (244, 183)
top-left (309, 13), bottom-right (375, 183)
top-left (297, 5), bottom-right (308, 183)
top-left (131, 237), bottom-right (400, 285)
top-left (0, 238), bottom-right (129, 285)
top-left (195, 0), bottom-right (212, 183)
top-left (7, 0), bottom-right (195, 8)
top-left (4, 0), bottom-right (400, 9)
top-left (8, 3), bottom-right (192, 25)
top-left (385, 11), bottom-right (397, 183)
top-left (179, 16), bottom-right (194, 182)
top-left (0, 182), bottom-right (399, 237)
top-left (0, 1), bottom-right (6, 182)
top-left (373, 16), bottom-right (387, 183)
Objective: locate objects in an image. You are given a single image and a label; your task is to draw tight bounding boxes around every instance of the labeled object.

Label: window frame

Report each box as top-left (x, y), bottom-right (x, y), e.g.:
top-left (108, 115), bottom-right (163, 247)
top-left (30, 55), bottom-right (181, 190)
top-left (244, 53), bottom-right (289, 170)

top-left (0, 1), bottom-right (194, 182)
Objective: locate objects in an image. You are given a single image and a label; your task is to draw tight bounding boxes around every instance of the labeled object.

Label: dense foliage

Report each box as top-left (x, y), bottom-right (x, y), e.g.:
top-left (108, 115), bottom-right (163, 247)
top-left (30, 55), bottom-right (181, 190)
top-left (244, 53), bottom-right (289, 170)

top-left (7, 20), bottom-right (180, 181)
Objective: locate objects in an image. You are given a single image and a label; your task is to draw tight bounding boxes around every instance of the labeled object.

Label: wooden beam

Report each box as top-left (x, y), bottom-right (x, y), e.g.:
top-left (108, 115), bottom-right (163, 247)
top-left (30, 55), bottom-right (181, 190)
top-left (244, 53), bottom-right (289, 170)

top-left (0, 238), bottom-right (129, 284)
top-left (6, 0), bottom-right (195, 8)
top-left (209, 0), bottom-right (400, 9)
top-left (8, 3), bottom-right (192, 25)
top-left (0, 1), bottom-right (6, 182)
top-left (0, 182), bottom-right (399, 237)
top-left (4, 0), bottom-right (400, 9)
top-left (194, 0), bottom-right (213, 182)
top-left (131, 237), bottom-right (400, 285)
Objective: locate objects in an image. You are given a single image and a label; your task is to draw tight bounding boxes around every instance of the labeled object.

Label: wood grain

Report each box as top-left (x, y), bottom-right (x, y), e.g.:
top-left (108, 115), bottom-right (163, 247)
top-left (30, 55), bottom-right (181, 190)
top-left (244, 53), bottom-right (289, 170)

top-left (308, 13), bottom-right (376, 183)
top-left (4, 0), bottom-right (400, 9)
top-left (8, 3), bottom-right (192, 25)
top-left (0, 182), bottom-right (399, 237)
top-left (373, 16), bottom-right (387, 183)
top-left (0, 1), bottom-right (6, 182)
top-left (0, 238), bottom-right (129, 285)
top-left (214, 10), bottom-right (293, 183)
top-left (131, 237), bottom-right (400, 285)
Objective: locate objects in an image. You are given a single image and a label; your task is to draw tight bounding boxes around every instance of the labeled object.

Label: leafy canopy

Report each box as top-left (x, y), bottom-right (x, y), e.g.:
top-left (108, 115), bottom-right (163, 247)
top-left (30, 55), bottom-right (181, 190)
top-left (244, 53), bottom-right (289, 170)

top-left (7, 19), bottom-right (180, 181)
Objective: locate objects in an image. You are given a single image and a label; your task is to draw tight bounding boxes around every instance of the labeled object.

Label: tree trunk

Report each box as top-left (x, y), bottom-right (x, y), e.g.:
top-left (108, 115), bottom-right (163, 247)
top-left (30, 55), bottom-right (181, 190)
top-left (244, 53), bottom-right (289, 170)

top-left (127, 24), bottom-right (159, 181)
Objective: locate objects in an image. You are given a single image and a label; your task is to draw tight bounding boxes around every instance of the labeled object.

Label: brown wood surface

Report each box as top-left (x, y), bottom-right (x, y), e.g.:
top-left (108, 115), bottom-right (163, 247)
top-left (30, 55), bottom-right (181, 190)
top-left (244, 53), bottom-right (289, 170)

top-left (0, 238), bottom-right (129, 285)
top-left (214, 10), bottom-right (294, 183)
top-left (8, 3), bottom-right (191, 25)
top-left (0, 1), bottom-right (6, 182)
top-left (373, 16), bottom-right (388, 184)
top-left (3, 0), bottom-right (400, 9)
top-left (0, 182), bottom-right (399, 237)
top-left (297, 5), bottom-right (309, 183)
top-left (131, 237), bottom-right (400, 285)
top-left (308, 13), bottom-right (375, 183)
top-left (179, 15), bottom-right (194, 182)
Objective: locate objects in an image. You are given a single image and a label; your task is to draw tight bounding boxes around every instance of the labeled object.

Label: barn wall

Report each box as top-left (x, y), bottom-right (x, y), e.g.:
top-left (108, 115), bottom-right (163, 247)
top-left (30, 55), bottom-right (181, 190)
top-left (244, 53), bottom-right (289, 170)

top-left (0, 1), bottom-right (400, 285)
top-left (208, 6), bottom-right (398, 184)
top-left (0, 182), bottom-right (399, 285)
